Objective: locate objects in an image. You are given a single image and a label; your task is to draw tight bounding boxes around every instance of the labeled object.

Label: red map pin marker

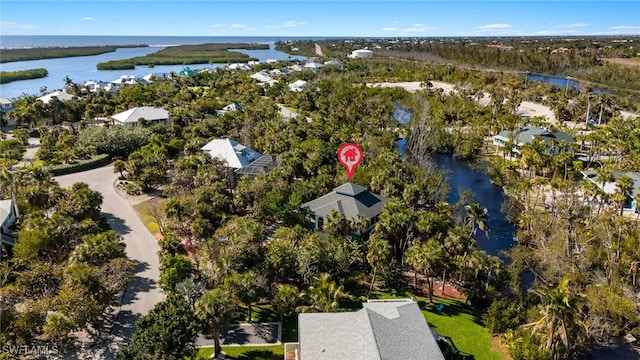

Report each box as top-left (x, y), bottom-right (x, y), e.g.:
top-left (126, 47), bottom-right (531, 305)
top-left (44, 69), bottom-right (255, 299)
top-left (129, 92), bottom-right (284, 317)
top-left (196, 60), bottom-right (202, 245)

top-left (338, 143), bottom-right (363, 180)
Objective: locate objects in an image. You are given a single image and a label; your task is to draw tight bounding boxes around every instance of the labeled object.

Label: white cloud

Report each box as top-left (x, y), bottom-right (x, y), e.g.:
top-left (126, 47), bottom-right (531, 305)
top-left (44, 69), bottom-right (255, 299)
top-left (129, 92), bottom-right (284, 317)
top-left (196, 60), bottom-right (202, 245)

top-left (403, 24), bottom-right (437, 32)
top-left (475, 23), bottom-right (511, 32)
top-left (609, 25), bottom-right (640, 32)
top-left (533, 29), bottom-right (582, 36)
top-left (1, 21), bottom-right (35, 30)
top-left (265, 20), bottom-right (305, 29)
top-left (282, 20), bottom-right (305, 28)
top-left (381, 24), bottom-right (437, 33)
top-left (83, 17), bottom-right (94, 21)
top-left (209, 23), bottom-right (255, 31)
top-left (556, 23), bottom-right (589, 28)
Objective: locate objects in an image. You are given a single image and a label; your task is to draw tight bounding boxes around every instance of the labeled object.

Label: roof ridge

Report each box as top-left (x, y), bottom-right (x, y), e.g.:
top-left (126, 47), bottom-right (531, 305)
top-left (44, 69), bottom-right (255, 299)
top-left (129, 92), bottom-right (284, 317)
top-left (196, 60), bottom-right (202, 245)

top-left (362, 307), bottom-right (383, 359)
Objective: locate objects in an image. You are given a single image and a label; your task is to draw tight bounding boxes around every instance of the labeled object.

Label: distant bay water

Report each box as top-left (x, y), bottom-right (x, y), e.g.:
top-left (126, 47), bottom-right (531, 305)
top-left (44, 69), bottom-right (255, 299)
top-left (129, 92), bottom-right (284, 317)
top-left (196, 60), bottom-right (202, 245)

top-left (0, 36), bottom-right (319, 99)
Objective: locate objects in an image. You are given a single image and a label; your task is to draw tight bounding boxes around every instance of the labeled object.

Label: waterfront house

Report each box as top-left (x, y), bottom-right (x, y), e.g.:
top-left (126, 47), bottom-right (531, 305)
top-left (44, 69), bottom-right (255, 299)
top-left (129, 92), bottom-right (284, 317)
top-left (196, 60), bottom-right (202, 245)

top-left (582, 171), bottom-right (640, 211)
top-left (285, 299), bottom-right (445, 360)
top-left (492, 126), bottom-right (574, 155)
top-left (112, 106), bottom-right (169, 127)
top-left (36, 89), bottom-right (78, 104)
top-left (200, 137), bottom-right (261, 169)
top-left (0, 98), bottom-right (15, 113)
top-left (300, 182), bottom-right (388, 238)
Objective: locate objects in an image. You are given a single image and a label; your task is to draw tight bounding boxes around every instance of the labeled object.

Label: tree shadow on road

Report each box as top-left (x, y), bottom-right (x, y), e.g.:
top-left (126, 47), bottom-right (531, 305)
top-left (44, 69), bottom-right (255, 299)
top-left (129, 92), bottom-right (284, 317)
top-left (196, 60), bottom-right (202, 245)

top-left (102, 212), bottom-right (132, 235)
top-left (120, 261), bottom-right (157, 306)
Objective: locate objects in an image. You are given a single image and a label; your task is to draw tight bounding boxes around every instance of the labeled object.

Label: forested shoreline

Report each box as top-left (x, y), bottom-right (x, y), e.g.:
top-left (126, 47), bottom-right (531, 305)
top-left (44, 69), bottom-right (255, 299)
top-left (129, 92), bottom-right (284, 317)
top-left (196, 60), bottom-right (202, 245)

top-left (96, 43), bottom-right (267, 70)
top-left (0, 45), bottom-right (146, 63)
top-left (0, 68), bottom-right (48, 84)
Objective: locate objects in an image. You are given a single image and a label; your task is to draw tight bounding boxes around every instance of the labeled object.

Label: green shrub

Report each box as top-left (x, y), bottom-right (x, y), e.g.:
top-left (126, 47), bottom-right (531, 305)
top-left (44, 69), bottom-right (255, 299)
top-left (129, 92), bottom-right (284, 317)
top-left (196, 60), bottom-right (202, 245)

top-left (46, 154), bottom-right (111, 176)
top-left (124, 182), bottom-right (142, 195)
top-left (484, 298), bottom-right (523, 334)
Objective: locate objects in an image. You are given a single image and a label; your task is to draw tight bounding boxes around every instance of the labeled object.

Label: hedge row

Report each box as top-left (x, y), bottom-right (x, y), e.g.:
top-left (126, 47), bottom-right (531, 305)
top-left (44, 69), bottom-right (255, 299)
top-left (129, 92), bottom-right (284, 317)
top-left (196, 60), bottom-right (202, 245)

top-left (47, 154), bottom-right (112, 176)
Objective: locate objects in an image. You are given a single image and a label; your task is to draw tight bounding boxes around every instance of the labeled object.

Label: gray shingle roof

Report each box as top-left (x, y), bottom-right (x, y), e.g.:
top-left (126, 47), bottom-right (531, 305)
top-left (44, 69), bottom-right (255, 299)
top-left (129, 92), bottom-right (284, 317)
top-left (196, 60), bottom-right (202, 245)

top-left (300, 182), bottom-right (388, 220)
top-left (298, 300), bottom-right (445, 360)
top-left (494, 126), bottom-right (574, 145)
top-left (583, 171), bottom-right (640, 196)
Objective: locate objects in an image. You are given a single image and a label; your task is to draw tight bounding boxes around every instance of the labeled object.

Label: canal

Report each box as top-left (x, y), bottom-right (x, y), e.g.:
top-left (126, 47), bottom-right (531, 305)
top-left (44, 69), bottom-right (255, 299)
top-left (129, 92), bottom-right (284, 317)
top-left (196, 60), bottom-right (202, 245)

top-left (429, 151), bottom-right (637, 360)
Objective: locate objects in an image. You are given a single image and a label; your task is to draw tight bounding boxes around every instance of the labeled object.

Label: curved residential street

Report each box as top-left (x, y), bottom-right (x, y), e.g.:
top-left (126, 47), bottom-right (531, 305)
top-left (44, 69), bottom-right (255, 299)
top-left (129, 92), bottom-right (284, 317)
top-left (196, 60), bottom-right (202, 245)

top-left (55, 165), bottom-right (164, 359)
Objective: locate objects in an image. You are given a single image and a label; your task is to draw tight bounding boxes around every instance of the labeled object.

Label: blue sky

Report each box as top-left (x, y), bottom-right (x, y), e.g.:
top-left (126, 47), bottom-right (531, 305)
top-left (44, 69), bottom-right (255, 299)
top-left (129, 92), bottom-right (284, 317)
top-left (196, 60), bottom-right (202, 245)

top-left (1, 1), bottom-right (639, 37)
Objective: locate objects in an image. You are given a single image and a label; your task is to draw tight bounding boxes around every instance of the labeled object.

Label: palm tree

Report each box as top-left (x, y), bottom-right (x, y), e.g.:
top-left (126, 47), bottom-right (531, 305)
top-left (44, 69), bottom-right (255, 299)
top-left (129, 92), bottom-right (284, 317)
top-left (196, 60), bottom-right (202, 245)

top-left (615, 174), bottom-right (634, 215)
top-left (195, 288), bottom-right (236, 359)
top-left (298, 273), bottom-right (343, 313)
top-left (464, 203), bottom-right (489, 238)
top-left (113, 159), bottom-right (126, 180)
top-left (405, 239), bottom-right (446, 303)
top-left (175, 278), bottom-right (203, 310)
top-left (524, 278), bottom-right (585, 359)
top-left (366, 237), bottom-right (392, 298)
top-left (273, 283), bottom-right (300, 323)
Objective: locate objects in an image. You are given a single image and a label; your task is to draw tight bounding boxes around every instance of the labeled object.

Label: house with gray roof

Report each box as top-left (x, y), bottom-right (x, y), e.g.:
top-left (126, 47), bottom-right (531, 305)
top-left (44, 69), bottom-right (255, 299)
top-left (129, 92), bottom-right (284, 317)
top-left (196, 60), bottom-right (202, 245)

top-left (300, 182), bottom-right (388, 237)
top-left (582, 171), bottom-right (640, 211)
top-left (493, 126), bottom-right (574, 155)
top-left (289, 299), bottom-right (445, 360)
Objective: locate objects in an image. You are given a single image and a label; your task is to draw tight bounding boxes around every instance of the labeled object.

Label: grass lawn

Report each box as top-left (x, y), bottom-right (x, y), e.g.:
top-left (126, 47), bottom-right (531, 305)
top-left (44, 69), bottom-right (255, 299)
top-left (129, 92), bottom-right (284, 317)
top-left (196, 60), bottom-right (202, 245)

top-left (197, 345), bottom-right (283, 360)
top-left (421, 298), bottom-right (507, 360)
top-left (132, 197), bottom-right (165, 239)
top-left (367, 290), bottom-right (508, 360)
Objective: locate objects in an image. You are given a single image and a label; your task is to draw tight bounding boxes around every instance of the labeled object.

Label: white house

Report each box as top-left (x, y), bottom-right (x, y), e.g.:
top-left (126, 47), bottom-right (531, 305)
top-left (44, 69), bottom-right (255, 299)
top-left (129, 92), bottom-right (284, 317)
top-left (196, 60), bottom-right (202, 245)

top-left (216, 102), bottom-right (244, 116)
top-left (36, 89), bottom-right (78, 104)
top-left (349, 49), bottom-right (374, 58)
top-left (288, 80), bottom-right (309, 92)
top-left (324, 59), bottom-right (344, 69)
top-left (250, 71), bottom-right (278, 86)
top-left (229, 63), bottom-right (252, 71)
top-left (0, 98), bottom-right (15, 113)
top-left (112, 106), bottom-right (169, 127)
top-left (200, 138), bottom-right (261, 169)
top-left (304, 62), bottom-right (324, 73)
top-left (0, 198), bottom-right (17, 246)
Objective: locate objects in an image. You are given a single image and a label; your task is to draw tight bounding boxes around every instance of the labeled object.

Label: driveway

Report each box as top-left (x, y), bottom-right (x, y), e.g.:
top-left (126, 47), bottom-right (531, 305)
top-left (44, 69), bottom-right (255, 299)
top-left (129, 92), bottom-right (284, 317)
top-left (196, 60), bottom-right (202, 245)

top-left (55, 165), bottom-right (165, 358)
top-left (196, 322), bottom-right (281, 348)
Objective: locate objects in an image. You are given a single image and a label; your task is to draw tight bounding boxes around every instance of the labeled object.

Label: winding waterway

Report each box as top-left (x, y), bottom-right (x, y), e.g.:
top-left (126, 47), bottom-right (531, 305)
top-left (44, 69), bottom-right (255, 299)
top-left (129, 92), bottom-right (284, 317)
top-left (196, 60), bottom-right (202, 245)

top-left (432, 153), bottom-right (515, 258)
top-left (430, 152), bottom-right (636, 360)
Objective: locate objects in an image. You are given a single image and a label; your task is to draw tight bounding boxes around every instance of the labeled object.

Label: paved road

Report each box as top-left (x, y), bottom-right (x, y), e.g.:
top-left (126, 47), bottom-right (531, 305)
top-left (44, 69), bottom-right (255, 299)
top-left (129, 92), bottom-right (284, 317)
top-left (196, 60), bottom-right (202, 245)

top-left (55, 165), bottom-right (164, 358)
